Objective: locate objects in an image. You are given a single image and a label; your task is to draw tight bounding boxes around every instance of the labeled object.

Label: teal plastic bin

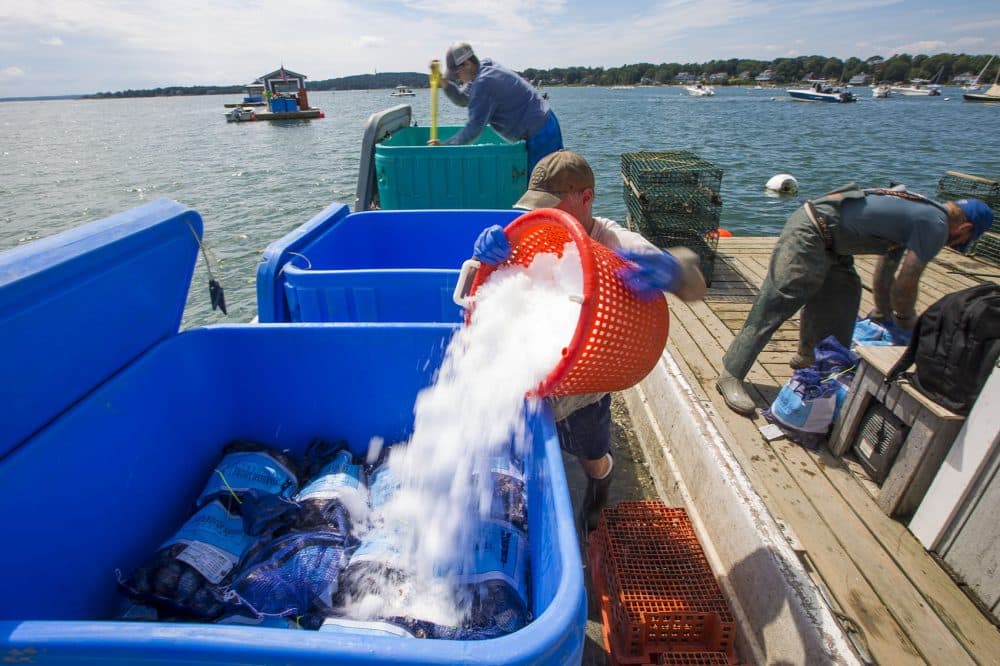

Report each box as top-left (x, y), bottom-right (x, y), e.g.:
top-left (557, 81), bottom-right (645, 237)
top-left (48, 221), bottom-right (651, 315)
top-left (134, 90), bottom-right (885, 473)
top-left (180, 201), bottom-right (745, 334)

top-left (375, 126), bottom-right (528, 210)
top-left (0, 200), bottom-right (586, 665)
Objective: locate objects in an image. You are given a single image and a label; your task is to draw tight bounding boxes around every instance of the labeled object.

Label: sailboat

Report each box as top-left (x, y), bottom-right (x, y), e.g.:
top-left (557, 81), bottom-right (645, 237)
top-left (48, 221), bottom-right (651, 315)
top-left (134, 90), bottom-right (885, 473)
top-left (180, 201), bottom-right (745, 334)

top-left (963, 63), bottom-right (1000, 103)
top-left (962, 56), bottom-right (994, 92)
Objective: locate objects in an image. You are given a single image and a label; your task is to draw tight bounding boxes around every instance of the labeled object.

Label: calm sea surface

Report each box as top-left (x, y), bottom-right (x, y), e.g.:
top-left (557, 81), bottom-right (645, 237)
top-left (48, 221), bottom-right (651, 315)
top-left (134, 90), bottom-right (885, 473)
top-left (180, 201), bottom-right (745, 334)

top-left (2, 87), bottom-right (998, 325)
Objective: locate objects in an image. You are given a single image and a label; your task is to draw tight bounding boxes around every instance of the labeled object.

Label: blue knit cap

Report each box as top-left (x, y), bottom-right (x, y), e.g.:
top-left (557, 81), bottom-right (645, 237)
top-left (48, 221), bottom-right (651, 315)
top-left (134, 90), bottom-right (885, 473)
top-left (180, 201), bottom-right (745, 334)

top-left (953, 198), bottom-right (994, 254)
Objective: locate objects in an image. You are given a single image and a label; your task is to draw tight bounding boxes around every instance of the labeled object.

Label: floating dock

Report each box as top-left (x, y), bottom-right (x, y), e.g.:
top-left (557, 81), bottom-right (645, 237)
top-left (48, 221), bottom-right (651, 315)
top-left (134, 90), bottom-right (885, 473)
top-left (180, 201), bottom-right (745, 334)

top-left (253, 108), bottom-right (323, 120)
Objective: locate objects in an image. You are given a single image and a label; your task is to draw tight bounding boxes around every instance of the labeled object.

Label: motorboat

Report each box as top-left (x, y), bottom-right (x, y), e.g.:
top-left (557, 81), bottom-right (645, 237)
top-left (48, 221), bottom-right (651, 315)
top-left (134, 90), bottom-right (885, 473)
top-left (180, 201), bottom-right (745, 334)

top-left (224, 106), bottom-right (257, 122)
top-left (390, 85), bottom-right (416, 97)
top-left (890, 84), bottom-right (941, 97)
top-left (787, 84), bottom-right (856, 103)
top-left (872, 84), bottom-right (892, 98)
top-left (685, 83), bottom-right (715, 97)
top-left (893, 67), bottom-right (944, 96)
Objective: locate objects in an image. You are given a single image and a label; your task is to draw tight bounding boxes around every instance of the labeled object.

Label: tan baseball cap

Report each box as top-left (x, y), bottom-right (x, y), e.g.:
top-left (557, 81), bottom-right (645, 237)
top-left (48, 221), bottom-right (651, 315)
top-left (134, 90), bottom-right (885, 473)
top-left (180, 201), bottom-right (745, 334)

top-left (515, 150), bottom-right (596, 210)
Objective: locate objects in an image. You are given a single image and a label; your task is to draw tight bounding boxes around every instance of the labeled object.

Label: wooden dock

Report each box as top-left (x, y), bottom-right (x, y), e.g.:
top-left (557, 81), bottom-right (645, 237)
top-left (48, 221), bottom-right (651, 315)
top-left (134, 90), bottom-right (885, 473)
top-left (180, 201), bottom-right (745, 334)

top-left (645, 237), bottom-right (1000, 664)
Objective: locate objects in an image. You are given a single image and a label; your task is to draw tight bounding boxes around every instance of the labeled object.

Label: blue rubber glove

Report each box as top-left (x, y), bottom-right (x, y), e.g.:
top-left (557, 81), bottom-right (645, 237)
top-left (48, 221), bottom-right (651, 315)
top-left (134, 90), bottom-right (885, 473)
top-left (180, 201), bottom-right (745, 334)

top-left (616, 248), bottom-right (681, 301)
top-left (473, 225), bottom-right (511, 265)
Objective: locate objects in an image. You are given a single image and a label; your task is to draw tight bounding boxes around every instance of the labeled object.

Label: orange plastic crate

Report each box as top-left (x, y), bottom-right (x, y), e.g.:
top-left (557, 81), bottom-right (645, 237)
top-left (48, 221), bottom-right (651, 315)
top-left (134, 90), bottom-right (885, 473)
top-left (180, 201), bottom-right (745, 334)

top-left (589, 502), bottom-right (737, 664)
top-left (658, 652), bottom-right (733, 665)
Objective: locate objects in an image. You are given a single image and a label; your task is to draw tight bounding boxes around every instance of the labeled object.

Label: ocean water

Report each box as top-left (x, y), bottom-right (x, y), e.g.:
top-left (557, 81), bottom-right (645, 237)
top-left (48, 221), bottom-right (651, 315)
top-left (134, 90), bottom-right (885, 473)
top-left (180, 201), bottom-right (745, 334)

top-left (2, 86), bottom-right (998, 325)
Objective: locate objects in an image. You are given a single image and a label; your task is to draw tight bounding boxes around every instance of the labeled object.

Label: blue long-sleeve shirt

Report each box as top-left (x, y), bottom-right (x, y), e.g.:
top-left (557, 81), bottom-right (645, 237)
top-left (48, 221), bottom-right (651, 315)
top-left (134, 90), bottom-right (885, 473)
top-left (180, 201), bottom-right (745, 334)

top-left (443, 58), bottom-right (551, 145)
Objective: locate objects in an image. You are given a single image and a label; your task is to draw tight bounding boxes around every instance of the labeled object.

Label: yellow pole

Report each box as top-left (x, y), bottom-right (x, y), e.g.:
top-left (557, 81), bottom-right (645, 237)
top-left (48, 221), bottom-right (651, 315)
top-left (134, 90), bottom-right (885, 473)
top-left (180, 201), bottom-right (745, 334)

top-left (429, 60), bottom-right (442, 143)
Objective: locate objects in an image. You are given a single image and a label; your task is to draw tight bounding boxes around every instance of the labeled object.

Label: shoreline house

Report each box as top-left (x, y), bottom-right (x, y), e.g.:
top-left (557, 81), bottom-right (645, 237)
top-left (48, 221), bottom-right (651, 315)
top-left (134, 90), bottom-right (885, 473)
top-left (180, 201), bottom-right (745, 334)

top-left (755, 69), bottom-right (776, 83)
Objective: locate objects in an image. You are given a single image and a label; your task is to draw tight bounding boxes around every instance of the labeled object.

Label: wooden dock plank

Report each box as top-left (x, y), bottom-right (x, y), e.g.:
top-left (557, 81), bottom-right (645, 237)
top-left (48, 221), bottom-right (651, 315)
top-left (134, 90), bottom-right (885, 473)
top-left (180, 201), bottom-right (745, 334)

top-left (666, 296), bottom-right (926, 664)
top-left (661, 237), bottom-right (1000, 665)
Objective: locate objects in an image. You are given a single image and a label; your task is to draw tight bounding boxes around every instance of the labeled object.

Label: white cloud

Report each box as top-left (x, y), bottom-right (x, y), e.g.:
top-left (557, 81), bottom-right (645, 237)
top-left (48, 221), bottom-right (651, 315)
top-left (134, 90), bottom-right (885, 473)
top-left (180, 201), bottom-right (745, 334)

top-left (1, 0), bottom-right (998, 96)
top-left (799, 0), bottom-right (901, 16)
top-left (0, 66), bottom-right (25, 81)
top-left (949, 17), bottom-right (1000, 32)
top-left (892, 40), bottom-right (947, 54)
top-left (357, 36), bottom-right (386, 48)
top-left (954, 37), bottom-right (985, 48)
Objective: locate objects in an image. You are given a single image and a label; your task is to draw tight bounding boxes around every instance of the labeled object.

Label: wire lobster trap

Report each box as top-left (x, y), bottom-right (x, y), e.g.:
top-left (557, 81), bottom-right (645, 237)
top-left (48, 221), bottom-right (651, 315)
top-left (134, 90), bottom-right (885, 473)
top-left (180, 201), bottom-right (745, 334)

top-left (937, 171), bottom-right (1000, 266)
top-left (621, 152), bottom-right (723, 284)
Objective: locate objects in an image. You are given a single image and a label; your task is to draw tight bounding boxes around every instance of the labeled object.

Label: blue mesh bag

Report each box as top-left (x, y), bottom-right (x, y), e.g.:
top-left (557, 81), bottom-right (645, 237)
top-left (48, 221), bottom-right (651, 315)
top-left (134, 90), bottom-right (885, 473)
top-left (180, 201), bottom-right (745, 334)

top-left (293, 439), bottom-right (366, 534)
top-left (225, 528), bottom-right (348, 627)
top-left (118, 500), bottom-right (260, 620)
top-left (196, 440), bottom-right (301, 536)
top-left (763, 367), bottom-right (840, 450)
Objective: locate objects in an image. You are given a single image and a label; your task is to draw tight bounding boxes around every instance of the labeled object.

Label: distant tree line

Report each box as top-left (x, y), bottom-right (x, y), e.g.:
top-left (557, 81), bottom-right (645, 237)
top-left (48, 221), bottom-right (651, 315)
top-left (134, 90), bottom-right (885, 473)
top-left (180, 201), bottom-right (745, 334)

top-left (84, 53), bottom-right (996, 98)
top-left (308, 72), bottom-right (429, 91)
top-left (88, 85), bottom-right (243, 98)
top-left (523, 53), bottom-right (997, 85)
top-left (87, 73), bottom-right (430, 98)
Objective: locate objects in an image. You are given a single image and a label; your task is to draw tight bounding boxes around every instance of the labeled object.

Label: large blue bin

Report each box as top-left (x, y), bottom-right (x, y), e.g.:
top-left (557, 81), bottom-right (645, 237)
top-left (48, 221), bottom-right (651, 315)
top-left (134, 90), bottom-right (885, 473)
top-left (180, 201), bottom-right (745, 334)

top-left (256, 203), bottom-right (520, 323)
top-left (0, 200), bottom-right (586, 665)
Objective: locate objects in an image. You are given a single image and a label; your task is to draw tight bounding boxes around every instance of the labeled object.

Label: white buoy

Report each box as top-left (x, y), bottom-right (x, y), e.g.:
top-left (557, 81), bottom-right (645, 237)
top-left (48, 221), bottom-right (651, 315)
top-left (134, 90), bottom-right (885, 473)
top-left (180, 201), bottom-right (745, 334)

top-left (766, 174), bottom-right (798, 194)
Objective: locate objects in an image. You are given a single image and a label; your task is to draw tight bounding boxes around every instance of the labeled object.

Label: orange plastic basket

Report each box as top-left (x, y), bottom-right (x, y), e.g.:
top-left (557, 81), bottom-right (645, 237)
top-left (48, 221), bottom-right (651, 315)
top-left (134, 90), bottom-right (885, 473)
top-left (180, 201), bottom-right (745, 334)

top-left (468, 208), bottom-right (669, 397)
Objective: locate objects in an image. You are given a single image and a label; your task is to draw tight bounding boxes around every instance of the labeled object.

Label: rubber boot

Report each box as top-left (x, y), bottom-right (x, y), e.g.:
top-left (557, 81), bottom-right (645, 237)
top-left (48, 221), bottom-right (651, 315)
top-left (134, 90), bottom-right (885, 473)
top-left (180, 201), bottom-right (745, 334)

top-left (789, 352), bottom-right (815, 369)
top-left (715, 371), bottom-right (756, 416)
top-left (580, 462), bottom-right (614, 532)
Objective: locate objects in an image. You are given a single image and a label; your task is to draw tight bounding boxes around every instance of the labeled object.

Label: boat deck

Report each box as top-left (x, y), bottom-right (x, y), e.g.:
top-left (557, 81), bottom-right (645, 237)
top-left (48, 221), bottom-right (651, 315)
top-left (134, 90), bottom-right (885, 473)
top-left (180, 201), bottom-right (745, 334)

top-left (654, 237), bottom-right (1000, 664)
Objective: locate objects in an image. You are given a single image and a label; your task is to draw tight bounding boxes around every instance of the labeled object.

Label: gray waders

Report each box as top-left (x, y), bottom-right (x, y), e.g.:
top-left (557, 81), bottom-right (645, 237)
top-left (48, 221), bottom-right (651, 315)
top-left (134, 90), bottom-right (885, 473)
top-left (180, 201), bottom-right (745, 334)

top-left (722, 205), bottom-right (861, 381)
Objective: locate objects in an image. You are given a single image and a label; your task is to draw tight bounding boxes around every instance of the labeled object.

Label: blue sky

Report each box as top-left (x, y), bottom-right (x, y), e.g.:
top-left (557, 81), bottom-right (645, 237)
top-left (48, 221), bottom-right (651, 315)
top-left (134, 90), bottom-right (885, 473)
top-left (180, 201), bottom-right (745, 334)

top-left (1, 0), bottom-right (998, 96)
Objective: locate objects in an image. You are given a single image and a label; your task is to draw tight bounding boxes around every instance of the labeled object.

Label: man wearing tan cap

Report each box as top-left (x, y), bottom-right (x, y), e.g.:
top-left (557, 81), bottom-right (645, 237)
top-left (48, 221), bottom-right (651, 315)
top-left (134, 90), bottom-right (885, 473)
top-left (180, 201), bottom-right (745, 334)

top-left (472, 150), bottom-right (706, 531)
top-left (432, 41), bottom-right (562, 174)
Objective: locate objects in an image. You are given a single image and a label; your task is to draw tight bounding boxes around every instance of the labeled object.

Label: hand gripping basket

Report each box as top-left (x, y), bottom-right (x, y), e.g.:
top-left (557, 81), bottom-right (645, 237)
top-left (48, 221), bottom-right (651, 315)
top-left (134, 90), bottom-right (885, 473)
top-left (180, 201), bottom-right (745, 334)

top-left (464, 208), bottom-right (669, 398)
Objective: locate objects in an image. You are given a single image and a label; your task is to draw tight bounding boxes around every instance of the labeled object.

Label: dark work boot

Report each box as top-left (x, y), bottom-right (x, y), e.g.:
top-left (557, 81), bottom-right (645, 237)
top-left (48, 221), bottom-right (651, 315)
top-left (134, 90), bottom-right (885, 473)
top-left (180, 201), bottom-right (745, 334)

top-left (580, 462), bottom-right (614, 532)
top-left (789, 352), bottom-right (815, 369)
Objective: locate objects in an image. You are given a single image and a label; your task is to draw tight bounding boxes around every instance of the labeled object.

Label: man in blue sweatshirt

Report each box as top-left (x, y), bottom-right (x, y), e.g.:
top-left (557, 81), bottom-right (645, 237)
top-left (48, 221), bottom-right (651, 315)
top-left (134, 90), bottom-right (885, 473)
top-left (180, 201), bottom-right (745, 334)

top-left (432, 42), bottom-right (562, 174)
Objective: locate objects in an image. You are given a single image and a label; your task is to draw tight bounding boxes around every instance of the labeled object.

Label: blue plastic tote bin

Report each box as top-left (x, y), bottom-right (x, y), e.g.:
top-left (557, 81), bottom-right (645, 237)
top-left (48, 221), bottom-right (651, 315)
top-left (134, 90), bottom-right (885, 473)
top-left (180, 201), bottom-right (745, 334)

top-left (0, 199), bottom-right (586, 665)
top-left (256, 202), bottom-right (520, 323)
top-left (375, 126), bottom-right (527, 210)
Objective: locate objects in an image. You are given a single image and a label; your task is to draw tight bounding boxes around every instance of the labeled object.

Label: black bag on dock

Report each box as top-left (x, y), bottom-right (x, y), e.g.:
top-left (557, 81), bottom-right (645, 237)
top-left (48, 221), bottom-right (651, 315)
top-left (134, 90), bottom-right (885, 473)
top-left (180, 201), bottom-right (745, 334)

top-left (886, 283), bottom-right (1000, 415)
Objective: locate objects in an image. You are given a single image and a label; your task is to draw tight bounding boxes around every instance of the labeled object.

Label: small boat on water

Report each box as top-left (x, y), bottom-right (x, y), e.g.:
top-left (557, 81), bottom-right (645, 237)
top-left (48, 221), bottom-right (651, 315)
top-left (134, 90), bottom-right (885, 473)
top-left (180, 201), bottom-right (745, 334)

top-left (224, 106), bottom-right (257, 122)
top-left (891, 83), bottom-right (941, 96)
top-left (390, 85), bottom-right (416, 97)
top-left (872, 84), bottom-right (892, 98)
top-left (962, 57), bottom-right (994, 93)
top-left (963, 80), bottom-right (1000, 103)
top-left (788, 83), bottom-right (856, 103)
top-left (892, 67), bottom-right (944, 96)
top-left (685, 83), bottom-right (715, 97)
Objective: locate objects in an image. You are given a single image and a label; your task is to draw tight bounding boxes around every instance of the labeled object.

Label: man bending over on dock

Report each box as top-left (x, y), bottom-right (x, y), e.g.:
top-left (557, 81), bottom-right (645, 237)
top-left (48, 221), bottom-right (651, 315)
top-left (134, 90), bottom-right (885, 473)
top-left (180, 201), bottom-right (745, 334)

top-left (715, 184), bottom-right (994, 416)
top-left (472, 150), bottom-right (707, 531)
top-left (430, 41), bottom-right (563, 174)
